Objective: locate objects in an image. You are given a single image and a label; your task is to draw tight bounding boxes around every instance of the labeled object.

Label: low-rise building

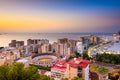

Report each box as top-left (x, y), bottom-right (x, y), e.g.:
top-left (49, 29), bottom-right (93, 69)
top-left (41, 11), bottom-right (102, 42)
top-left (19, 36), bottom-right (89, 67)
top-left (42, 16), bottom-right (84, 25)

top-left (51, 60), bottom-right (67, 80)
top-left (51, 58), bottom-right (90, 80)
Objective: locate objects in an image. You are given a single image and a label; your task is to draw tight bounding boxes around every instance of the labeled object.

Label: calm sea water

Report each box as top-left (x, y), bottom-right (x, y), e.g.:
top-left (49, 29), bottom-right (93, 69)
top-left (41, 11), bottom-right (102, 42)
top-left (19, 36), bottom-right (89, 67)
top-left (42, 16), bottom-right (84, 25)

top-left (0, 33), bottom-right (114, 47)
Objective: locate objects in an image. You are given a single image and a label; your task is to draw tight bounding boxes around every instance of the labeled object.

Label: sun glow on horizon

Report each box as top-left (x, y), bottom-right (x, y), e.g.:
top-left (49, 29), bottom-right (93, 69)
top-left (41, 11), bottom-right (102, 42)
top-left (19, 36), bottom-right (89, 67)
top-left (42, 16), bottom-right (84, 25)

top-left (0, 0), bottom-right (120, 33)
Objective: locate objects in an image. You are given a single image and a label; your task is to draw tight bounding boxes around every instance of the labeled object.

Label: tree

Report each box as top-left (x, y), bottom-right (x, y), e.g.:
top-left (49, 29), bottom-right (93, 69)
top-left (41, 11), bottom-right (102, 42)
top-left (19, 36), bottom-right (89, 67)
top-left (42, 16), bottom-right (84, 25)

top-left (0, 65), bottom-right (9, 80)
top-left (0, 63), bottom-right (39, 80)
top-left (109, 73), bottom-right (120, 80)
top-left (39, 75), bottom-right (54, 80)
top-left (95, 53), bottom-right (120, 64)
top-left (82, 53), bottom-right (89, 60)
top-left (61, 78), bottom-right (68, 80)
top-left (75, 52), bottom-right (81, 58)
top-left (71, 76), bottom-right (84, 80)
top-left (30, 64), bottom-right (51, 71)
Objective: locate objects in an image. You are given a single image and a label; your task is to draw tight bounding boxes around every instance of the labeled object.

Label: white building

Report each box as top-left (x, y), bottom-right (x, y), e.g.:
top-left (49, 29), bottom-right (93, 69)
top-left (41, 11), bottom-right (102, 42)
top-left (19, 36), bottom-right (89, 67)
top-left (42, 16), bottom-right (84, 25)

top-left (59, 44), bottom-right (64, 56)
top-left (41, 43), bottom-right (52, 53)
top-left (76, 42), bottom-right (84, 54)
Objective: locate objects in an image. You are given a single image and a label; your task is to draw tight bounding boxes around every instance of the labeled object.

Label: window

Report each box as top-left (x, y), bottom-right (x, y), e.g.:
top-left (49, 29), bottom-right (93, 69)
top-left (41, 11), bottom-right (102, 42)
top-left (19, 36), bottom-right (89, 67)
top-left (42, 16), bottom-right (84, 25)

top-left (77, 68), bottom-right (82, 78)
top-left (77, 73), bottom-right (82, 78)
top-left (78, 68), bottom-right (82, 72)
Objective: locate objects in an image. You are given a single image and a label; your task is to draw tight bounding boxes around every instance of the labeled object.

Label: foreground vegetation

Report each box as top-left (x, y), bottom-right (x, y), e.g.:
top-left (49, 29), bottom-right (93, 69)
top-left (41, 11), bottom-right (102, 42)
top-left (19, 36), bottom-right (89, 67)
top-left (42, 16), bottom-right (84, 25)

top-left (0, 63), bottom-right (84, 80)
top-left (96, 53), bottom-right (120, 64)
top-left (91, 65), bottom-right (109, 74)
top-left (62, 77), bottom-right (84, 80)
top-left (75, 52), bottom-right (90, 60)
top-left (0, 63), bottom-right (53, 80)
top-left (30, 64), bottom-right (51, 71)
top-left (71, 77), bottom-right (84, 80)
top-left (108, 71), bottom-right (120, 80)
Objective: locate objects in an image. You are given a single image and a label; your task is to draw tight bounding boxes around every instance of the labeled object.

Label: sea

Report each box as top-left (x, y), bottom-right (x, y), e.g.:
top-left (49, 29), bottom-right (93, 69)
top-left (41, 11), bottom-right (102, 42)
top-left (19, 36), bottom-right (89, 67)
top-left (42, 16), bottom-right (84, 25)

top-left (0, 33), bottom-right (114, 47)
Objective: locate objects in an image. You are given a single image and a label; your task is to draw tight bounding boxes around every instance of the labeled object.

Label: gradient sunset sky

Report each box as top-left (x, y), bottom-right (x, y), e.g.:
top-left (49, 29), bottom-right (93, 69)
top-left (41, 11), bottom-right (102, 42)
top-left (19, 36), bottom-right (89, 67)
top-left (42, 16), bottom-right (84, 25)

top-left (0, 0), bottom-right (120, 33)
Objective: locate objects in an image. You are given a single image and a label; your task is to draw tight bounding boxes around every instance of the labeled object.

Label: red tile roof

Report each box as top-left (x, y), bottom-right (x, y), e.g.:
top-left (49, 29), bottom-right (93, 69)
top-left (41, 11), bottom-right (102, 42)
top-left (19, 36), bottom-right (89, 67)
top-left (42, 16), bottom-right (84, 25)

top-left (52, 58), bottom-right (90, 71)
top-left (68, 58), bottom-right (90, 68)
top-left (52, 60), bottom-right (67, 71)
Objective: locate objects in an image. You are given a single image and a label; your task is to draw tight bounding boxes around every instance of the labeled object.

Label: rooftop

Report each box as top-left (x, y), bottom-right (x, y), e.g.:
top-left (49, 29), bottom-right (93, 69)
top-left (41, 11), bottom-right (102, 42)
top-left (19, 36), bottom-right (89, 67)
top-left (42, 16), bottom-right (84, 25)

top-left (52, 60), bottom-right (66, 71)
top-left (68, 58), bottom-right (90, 68)
top-left (16, 57), bottom-right (29, 63)
top-left (52, 58), bottom-right (90, 71)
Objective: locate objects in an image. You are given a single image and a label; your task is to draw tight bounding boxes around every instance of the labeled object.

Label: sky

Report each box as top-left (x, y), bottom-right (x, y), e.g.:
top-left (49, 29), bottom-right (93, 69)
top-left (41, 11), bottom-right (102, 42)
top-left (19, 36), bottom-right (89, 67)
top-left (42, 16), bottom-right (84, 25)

top-left (0, 0), bottom-right (120, 33)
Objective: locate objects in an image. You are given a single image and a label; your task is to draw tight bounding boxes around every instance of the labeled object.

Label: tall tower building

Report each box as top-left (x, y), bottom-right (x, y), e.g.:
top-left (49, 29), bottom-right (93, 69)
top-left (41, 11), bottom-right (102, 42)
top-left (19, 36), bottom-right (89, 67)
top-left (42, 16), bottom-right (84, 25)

top-left (76, 42), bottom-right (83, 54)
top-left (90, 35), bottom-right (100, 45)
top-left (9, 40), bottom-right (24, 47)
top-left (27, 39), bottom-right (49, 45)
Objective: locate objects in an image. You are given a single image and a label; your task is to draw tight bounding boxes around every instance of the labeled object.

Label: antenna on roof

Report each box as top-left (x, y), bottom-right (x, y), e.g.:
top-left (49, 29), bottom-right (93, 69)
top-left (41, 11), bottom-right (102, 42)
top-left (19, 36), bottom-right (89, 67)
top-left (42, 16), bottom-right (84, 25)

top-left (74, 58), bottom-right (77, 61)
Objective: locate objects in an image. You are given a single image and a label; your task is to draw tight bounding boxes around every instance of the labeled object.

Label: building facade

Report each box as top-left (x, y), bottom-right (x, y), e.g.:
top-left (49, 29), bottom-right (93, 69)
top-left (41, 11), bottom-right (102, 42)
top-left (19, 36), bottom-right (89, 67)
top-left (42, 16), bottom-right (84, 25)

top-left (76, 42), bottom-right (84, 54)
top-left (51, 58), bottom-right (90, 80)
top-left (9, 40), bottom-right (24, 47)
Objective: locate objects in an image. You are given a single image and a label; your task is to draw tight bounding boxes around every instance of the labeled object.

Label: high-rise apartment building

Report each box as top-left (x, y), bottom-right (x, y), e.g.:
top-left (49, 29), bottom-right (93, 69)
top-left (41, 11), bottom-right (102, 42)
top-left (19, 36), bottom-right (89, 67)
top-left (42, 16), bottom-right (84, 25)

top-left (57, 38), bottom-right (77, 56)
top-left (90, 35), bottom-right (100, 45)
top-left (41, 43), bottom-right (52, 53)
top-left (76, 42), bottom-right (84, 54)
top-left (27, 39), bottom-right (49, 45)
top-left (9, 40), bottom-right (24, 47)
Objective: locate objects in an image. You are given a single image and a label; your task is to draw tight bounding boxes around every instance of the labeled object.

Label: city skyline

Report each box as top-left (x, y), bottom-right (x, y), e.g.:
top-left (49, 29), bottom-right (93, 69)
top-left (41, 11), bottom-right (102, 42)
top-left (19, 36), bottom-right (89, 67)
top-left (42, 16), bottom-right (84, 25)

top-left (0, 0), bottom-right (120, 33)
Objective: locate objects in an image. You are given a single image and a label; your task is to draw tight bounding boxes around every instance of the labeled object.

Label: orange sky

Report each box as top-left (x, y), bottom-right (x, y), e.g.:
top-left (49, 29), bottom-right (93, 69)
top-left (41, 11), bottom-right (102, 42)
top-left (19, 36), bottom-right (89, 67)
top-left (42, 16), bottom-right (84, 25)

top-left (0, 1), bottom-right (120, 33)
top-left (0, 12), bottom-right (118, 33)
